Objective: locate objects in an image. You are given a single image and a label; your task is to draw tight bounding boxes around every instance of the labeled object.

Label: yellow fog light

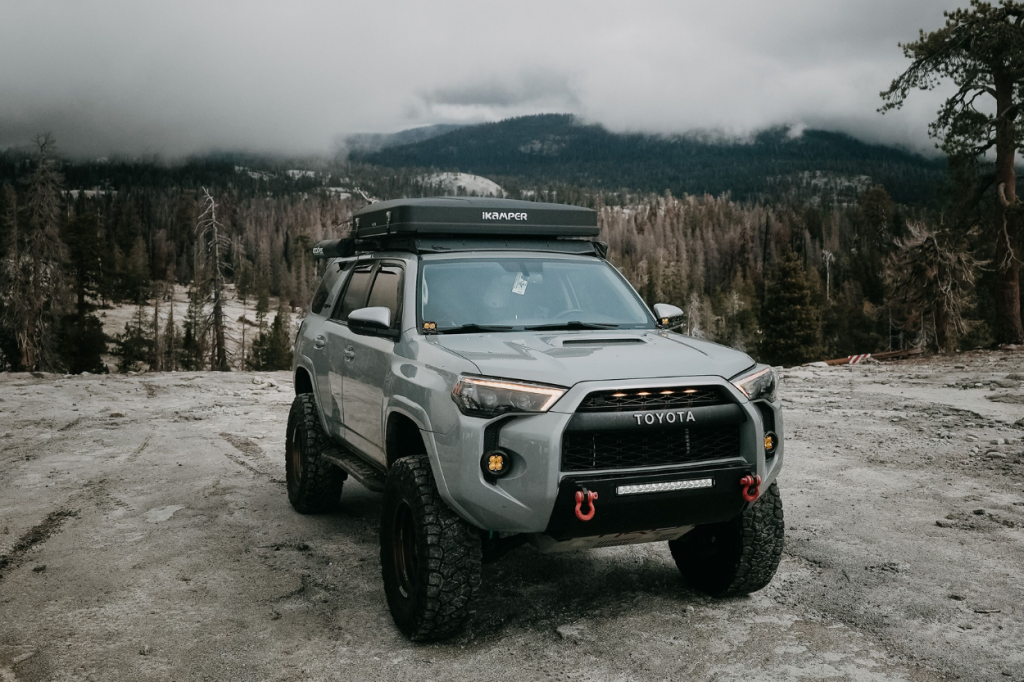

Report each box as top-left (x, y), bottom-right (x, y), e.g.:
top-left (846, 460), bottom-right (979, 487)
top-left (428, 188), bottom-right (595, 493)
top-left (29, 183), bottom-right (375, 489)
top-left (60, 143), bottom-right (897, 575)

top-left (764, 431), bottom-right (779, 455)
top-left (482, 450), bottom-right (512, 478)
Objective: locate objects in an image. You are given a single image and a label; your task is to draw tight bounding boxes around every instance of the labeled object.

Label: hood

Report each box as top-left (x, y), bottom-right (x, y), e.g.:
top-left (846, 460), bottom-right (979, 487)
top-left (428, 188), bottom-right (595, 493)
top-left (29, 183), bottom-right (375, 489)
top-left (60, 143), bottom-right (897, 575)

top-left (434, 330), bottom-right (755, 387)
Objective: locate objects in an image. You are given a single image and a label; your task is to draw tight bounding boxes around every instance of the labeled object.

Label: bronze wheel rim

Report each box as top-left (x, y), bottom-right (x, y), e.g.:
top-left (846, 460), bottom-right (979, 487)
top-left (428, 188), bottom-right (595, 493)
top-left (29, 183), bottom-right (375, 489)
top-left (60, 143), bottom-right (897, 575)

top-left (289, 428), bottom-right (303, 482)
top-left (392, 500), bottom-right (417, 599)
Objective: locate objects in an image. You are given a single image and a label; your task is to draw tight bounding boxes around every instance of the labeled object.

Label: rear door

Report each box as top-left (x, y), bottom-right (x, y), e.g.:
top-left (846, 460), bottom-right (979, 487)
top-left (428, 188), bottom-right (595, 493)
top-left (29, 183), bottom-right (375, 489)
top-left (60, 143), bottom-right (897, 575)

top-left (319, 260), bottom-right (375, 438)
top-left (308, 260), bottom-right (351, 427)
top-left (340, 261), bottom-right (405, 464)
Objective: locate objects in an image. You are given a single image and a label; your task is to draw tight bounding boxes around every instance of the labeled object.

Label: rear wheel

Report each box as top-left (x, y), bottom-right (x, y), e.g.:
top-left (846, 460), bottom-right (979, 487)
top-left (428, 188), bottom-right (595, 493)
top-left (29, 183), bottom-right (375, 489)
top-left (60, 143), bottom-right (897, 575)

top-left (668, 481), bottom-right (784, 596)
top-left (285, 394), bottom-right (345, 514)
top-left (380, 455), bottom-right (482, 641)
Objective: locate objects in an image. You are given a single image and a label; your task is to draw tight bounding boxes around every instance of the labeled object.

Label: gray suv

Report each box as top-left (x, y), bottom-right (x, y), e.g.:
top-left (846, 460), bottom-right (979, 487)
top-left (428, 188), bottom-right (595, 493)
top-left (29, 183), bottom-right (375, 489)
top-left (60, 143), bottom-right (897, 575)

top-left (288, 198), bottom-right (784, 641)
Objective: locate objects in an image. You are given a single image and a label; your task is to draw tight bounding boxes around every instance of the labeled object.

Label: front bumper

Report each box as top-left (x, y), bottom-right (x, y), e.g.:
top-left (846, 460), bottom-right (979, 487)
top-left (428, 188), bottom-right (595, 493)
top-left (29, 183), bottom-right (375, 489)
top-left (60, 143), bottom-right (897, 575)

top-left (426, 375), bottom-right (784, 536)
top-left (544, 463), bottom-right (752, 540)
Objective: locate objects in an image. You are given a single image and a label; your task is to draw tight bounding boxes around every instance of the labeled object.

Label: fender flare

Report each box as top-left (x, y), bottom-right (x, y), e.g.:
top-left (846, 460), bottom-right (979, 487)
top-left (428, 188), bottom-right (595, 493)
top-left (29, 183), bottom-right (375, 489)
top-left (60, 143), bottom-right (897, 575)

top-left (294, 356), bottom-right (333, 436)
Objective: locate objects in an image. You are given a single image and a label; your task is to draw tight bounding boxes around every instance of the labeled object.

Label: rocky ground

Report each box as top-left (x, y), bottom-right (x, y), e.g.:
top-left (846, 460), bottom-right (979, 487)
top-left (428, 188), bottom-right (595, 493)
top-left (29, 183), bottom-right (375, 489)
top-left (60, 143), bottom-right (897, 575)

top-left (0, 351), bottom-right (1022, 681)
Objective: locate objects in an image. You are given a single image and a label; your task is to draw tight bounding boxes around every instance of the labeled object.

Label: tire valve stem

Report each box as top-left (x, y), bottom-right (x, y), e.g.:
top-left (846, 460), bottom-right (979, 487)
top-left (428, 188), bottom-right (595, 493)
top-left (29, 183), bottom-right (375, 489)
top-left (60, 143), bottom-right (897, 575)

top-left (740, 474), bottom-right (761, 503)
top-left (575, 488), bottom-right (598, 521)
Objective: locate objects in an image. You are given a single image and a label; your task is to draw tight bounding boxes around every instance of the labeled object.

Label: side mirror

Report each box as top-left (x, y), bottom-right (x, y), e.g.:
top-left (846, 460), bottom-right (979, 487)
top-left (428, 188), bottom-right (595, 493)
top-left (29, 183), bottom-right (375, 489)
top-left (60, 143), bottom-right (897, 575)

top-left (348, 306), bottom-right (397, 338)
top-left (653, 303), bottom-right (684, 329)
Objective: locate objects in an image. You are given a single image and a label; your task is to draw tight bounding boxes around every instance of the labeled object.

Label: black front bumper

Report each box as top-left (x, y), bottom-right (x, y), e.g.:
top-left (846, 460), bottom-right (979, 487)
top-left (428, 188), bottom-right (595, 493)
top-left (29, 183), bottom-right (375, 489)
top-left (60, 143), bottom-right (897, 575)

top-left (543, 462), bottom-right (750, 541)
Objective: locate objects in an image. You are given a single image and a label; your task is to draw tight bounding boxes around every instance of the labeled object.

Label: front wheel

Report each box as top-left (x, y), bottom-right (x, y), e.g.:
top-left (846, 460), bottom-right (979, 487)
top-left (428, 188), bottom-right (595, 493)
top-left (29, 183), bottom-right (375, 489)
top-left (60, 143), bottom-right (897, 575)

top-left (668, 481), bottom-right (784, 596)
top-left (380, 455), bottom-right (482, 641)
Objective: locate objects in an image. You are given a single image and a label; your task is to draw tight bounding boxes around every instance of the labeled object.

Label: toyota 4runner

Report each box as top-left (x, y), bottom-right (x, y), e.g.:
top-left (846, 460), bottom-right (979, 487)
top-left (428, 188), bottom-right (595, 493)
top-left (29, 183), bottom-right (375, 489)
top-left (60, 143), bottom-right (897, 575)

top-left (288, 198), bottom-right (784, 641)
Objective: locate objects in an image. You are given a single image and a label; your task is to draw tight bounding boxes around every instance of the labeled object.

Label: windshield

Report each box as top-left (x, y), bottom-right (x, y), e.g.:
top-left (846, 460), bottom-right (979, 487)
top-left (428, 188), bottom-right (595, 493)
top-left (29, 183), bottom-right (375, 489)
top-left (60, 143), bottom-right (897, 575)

top-left (419, 257), bottom-right (655, 332)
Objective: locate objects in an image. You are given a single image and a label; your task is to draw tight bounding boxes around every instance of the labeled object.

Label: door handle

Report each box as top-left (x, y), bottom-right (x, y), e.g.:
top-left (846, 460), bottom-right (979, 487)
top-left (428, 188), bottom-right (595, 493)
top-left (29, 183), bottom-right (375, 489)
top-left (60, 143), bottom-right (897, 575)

top-left (344, 347), bottom-right (356, 361)
top-left (313, 335), bottom-right (326, 349)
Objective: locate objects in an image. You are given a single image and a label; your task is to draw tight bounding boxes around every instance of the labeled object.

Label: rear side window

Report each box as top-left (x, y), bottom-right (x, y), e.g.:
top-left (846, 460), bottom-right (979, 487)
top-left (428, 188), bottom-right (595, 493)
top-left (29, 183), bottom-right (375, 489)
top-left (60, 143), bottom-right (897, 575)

top-left (333, 262), bottom-right (375, 321)
top-left (310, 262), bottom-right (347, 315)
top-left (366, 264), bottom-right (403, 327)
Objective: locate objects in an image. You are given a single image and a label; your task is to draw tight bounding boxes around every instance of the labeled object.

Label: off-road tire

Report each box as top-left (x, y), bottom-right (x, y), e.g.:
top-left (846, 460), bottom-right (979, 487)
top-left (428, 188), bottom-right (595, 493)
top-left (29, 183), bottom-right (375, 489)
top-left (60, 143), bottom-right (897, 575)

top-left (380, 455), bottom-right (482, 641)
top-left (668, 481), bottom-right (784, 597)
top-left (285, 394), bottom-right (345, 514)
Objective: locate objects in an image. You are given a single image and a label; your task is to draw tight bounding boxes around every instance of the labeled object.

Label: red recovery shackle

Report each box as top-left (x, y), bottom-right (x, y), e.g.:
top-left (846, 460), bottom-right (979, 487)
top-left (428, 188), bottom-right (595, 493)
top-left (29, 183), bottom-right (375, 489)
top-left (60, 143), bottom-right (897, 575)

top-left (740, 474), bottom-right (761, 503)
top-left (574, 489), bottom-right (599, 521)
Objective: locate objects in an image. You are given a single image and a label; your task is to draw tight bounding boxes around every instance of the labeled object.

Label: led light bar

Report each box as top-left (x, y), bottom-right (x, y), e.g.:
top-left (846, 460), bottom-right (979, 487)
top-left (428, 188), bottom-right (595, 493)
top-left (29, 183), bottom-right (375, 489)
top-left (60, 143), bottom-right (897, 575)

top-left (616, 478), bottom-right (714, 496)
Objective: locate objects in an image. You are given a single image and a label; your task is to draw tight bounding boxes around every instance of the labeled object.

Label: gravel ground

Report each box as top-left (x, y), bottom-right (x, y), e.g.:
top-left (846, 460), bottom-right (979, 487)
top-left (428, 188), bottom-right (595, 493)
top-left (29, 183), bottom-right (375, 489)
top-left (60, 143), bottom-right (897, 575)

top-left (0, 351), bottom-right (1022, 681)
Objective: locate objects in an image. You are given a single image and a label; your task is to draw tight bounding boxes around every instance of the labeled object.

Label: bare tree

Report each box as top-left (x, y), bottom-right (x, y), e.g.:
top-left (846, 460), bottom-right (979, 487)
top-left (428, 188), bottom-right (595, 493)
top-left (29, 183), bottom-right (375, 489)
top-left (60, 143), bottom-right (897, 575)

top-left (886, 222), bottom-right (983, 351)
top-left (0, 134), bottom-right (68, 370)
top-left (195, 187), bottom-right (231, 371)
top-left (822, 249), bottom-right (836, 302)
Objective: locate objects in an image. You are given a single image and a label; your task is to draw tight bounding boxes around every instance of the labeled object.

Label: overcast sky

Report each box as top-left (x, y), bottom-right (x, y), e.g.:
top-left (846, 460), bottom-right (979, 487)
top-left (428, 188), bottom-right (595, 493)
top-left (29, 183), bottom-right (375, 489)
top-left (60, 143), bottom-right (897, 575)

top-left (0, 0), bottom-right (965, 158)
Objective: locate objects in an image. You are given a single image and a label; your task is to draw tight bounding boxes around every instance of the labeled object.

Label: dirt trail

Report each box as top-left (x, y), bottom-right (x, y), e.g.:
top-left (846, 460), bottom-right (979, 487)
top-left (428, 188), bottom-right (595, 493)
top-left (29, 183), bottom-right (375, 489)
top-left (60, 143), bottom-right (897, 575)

top-left (0, 354), bottom-right (1021, 681)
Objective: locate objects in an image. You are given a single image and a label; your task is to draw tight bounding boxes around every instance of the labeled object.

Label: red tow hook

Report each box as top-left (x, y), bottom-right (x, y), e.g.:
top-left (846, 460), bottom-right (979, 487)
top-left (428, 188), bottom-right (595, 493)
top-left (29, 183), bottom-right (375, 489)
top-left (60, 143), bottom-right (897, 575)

top-left (740, 474), bottom-right (761, 502)
top-left (575, 488), bottom-right (599, 521)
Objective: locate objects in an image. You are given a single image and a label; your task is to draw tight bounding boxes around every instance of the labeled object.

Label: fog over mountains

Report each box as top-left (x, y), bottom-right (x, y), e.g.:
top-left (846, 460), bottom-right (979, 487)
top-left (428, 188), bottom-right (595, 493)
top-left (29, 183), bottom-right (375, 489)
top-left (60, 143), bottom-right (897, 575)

top-left (352, 115), bottom-right (945, 204)
top-left (0, 0), bottom-right (963, 157)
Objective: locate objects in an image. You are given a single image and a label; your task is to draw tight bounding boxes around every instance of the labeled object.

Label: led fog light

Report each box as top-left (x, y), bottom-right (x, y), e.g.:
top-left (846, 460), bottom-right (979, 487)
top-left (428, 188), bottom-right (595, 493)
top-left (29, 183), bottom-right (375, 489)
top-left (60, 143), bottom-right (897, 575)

top-left (482, 450), bottom-right (512, 477)
top-left (764, 431), bottom-right (779, 455)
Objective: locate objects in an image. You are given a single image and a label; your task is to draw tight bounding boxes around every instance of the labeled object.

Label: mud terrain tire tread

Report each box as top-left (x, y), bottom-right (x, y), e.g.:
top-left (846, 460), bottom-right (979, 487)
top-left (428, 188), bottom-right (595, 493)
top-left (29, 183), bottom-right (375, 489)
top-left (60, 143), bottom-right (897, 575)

top-left (380, 455), bottom-right (482, 641)
top-left (285, 394), bottom-right (345, 514)
top-left (669, 481), bottom-right (784, 597)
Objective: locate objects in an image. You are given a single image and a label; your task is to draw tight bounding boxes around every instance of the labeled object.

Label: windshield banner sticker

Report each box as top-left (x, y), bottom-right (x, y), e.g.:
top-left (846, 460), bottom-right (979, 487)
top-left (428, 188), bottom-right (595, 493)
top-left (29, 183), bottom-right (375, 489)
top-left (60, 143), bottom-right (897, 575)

top-left (512, 272), bottom-right (528, 295)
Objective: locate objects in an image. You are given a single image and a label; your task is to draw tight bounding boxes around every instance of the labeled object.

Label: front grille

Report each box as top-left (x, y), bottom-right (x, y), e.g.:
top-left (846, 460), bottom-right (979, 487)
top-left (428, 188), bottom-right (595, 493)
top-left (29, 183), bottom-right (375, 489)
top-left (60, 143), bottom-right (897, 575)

top-left (562, 426), bottom-right (740, 471)
top-left (577, 386), bottom-right (726, 412)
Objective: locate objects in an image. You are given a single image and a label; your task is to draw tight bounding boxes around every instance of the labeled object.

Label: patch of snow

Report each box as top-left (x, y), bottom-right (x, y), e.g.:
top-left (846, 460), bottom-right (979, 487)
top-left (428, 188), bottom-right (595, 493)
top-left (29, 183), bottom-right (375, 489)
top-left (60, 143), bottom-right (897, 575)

top-left (285, 169), bottom-right (317, 179)
top-left (420, 172), bottom-right (504, 197)
top-left (233, 166), bottom-right (274, 181)
top-left (65, 189), bottom-right (116, 198)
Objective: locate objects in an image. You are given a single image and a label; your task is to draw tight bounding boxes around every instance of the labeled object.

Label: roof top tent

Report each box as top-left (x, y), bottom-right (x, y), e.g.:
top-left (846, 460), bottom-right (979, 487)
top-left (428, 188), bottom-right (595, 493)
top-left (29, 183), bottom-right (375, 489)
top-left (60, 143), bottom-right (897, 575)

top-left (311, 197), bottom-right (604, 259)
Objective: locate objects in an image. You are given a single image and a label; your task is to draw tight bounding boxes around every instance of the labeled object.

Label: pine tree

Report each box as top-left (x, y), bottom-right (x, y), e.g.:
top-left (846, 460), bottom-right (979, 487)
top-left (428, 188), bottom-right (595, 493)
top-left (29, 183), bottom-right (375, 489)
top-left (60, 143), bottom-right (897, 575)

top-left (113, 302), bottom-right (153, 373)
top-left (163, 291), bottom-right (179, 371)
top-left (247, 293), bottom-right (291, 371)
top-left (181, 281), bottom-right (207, 371)
top-left (149, 292), bottom-right (162, 371)
top-left (758, 253), bottom-right (823, 366)
top-left (123, 235), bottom-right (151, 303)
top-left (57, 203), bottom-right (109, 373)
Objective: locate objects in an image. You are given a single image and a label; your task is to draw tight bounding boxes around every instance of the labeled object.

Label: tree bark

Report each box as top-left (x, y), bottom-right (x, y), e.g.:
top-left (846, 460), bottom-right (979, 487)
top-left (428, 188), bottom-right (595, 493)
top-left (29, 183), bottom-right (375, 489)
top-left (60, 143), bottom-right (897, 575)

top-left (993, 73), bottom-right (1024, 344)
top-left (934, 301), bottom-right (949, 352)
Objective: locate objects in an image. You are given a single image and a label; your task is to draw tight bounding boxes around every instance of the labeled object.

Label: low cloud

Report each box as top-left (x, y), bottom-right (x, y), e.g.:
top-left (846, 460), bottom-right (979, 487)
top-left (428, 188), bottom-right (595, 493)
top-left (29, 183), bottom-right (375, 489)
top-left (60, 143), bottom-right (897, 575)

top-left (0, 0), bottom-right (963, 157)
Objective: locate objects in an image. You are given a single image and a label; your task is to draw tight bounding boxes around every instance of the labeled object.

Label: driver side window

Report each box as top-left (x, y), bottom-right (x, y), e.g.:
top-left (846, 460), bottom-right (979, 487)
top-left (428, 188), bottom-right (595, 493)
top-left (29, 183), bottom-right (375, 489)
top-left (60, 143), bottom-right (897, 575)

top-left (366, 264), bottom-right (404, 329)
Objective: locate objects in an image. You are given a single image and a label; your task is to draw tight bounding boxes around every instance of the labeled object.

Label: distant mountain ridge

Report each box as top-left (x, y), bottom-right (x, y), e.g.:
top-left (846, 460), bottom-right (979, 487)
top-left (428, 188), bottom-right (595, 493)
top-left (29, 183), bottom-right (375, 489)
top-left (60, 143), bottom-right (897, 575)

top-left (355, 114), bottom-right (946, 204)
top-left (343, 124), bottom-right (464, 155)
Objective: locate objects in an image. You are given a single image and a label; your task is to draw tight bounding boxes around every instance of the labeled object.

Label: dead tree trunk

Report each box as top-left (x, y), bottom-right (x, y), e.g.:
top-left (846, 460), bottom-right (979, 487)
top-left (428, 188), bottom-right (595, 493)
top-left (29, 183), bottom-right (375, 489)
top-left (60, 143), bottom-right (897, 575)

top-left (197, 188), bottom-right (230, 371)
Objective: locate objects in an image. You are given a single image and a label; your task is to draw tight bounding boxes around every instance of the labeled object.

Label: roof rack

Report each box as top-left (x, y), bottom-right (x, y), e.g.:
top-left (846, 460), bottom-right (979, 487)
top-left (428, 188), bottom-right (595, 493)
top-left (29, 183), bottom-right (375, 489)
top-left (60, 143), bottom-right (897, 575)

top-left (312, 197), bottom-right (605, 259)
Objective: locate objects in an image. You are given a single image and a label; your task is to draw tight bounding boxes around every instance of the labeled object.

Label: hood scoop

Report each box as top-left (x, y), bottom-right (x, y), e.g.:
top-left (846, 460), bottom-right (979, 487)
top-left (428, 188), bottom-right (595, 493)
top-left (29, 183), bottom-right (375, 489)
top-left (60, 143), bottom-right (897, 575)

top-left (561, 338), bottom-right (646, 347)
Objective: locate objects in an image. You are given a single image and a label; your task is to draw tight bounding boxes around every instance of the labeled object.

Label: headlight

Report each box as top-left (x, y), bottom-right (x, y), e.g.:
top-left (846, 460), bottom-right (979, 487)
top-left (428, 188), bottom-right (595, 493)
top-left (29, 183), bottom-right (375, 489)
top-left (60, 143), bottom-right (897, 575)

top-left (731, 365), bottom-right (778, 402)
top-left (452, 376), bottom-right (566, 418)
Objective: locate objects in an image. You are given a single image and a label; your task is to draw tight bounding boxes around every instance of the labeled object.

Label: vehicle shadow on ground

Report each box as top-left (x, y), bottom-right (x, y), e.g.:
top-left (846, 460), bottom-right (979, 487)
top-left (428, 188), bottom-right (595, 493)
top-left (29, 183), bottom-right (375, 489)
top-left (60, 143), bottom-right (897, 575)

top-left (326, 485), bottom-right (718, 644)
top-left (468, 545), bottom-right (711, 642)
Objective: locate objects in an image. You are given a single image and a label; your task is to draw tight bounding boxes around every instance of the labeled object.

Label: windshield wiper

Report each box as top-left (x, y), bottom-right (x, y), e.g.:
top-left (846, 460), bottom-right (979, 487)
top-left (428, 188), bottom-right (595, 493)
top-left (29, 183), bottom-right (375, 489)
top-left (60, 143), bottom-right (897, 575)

top-left (433, 323), bottom-right (514, 335)
top-left (523, 321), bottom-right (620, 331)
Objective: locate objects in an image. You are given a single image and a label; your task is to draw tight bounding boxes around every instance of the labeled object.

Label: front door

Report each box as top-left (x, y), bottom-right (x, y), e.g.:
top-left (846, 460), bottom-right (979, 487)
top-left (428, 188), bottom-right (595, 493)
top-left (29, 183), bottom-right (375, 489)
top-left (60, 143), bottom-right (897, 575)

top-left (340, 262), bottom-right (404, 465)
top-left (319, 260), bottom-right (376, 439)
